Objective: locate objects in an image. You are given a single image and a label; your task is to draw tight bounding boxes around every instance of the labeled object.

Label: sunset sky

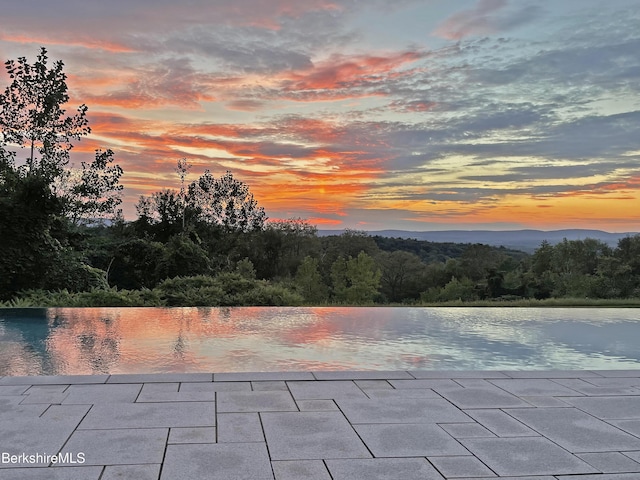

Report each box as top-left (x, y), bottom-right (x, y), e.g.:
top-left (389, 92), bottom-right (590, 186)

top-left (1, 0), bottom-right (639, 231)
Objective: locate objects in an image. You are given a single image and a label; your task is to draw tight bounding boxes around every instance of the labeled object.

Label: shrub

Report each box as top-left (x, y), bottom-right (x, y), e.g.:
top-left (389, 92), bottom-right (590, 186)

top-left (155, 236), bottom-right (211, 279)
top-left (234, 282), bottom-right (304, 306)
top-left (154, 275), bottom-right (224, 306)
top-left (423, 276), bottom-right (479, 303)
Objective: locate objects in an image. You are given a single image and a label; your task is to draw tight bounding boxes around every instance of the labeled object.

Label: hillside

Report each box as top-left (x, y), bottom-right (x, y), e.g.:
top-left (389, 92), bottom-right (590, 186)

top-left (318, 229), bottom-right (638, 253)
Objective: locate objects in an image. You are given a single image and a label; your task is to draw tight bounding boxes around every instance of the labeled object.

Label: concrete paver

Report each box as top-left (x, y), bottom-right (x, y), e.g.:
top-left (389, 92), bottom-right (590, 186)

top-left (161, 442), bottom-right (274, 480)
top-left (553, 378), bottom-right (640, 396)
top-left (363, 387), bottom-right (442, 398)
top-left (214, 371), bottom-right (313, 381)
top-left (168, 426), bottom-right (217, 444)
top-left (389, 379), bottom-right (460, 389)
top-left (354, 380), bottom-right (392, 389)
top-left (62, 384), bottom-right (142, 404)
top-left (459, 437), bottom-right (597, 476)
top-left (107, 373), bottom-right (212, 383)
top-left (489, 378), bottom-right (584, 396)
top-left (434, 386), bottom-right (532, 409)
top-left (271, 460), bottom-right (332, 480)
top-left (583, 377), bottom-right (640, 387)
top-left (0, 396), bottom-right (25, 407)
top-left (455, 477), bottom-right (553, 480)
top-left (101, 464), bottom-right (161, 480)
top-left (610, 419), bottom-right (640, 436)
top-left (59, 428), bottom-right (167, 466)
top-left (411, 370), bottom-right (509, 379)
top-left (562, 395), bottom-right (640, 419)
top-left (622, 451), bottom-right (640, 462)
top-left (0, 385), bottom-right (30, 395)
top-left (326, 458), bottom-right (445, 480)
top-left (428, 455), bottom-right (496, 478)
top-left (353, 423), bottom-right (470, 456)
top-left (577, 452), bottom-right (640, 473)
top-left (179, 381), bottom-right (250, 392)
top-left (0, 405), bottom-right (90, 466)
top-left (261, 411), bottom-right (371, 460)
top-left (295, 399), bottom-right (338, 411)
top-left (463, 408), bottom-right (539, 437)
top-left (217, 412), bottom-right (264, 442)
top-left (593, 371), bottom-right (640, 377)
top-left (505, 407), bottom-right (640, 453)
top-left (252, 381), bottom-right (288, 391)
top-left (0, 370), bottom-right (639, 479)
top-left (0, 467), bottom-right (103, 479)
top-left (555, 474), bottom-right (640, 479)
top-left (216, 390), bottom-right (297, 412)
top-left (287, 380), bottom-right (366, 399)
top-left (78, 401), bottom-right (215, 429)
top-left (136, 389), bottom-right (215, 402)
top-left (19, 391), bottom-right (68, 405)
top-left (501, 370), bottom-right (600, 378)
top-left (518, 395), bottom-right (570, 407)
top-left (313, 370), bottom-right (413, 380)
top-left (336, 396), bottom-right (473, 424)
top-left (440, 422), bottom-right (496, 438)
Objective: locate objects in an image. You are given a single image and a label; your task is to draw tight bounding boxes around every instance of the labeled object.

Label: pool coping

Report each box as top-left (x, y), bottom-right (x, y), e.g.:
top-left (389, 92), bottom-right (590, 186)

top-left (1, 369), bottom-right (640, 479)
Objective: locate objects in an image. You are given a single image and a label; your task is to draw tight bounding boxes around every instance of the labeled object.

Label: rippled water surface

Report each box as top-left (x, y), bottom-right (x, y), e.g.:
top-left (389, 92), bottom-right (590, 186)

top-left (1, 307), bottom-right (639, 375)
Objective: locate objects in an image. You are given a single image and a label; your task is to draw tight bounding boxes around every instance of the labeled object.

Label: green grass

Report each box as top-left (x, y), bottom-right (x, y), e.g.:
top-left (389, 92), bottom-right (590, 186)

top-left (415, 297), bottom-right (640, 307)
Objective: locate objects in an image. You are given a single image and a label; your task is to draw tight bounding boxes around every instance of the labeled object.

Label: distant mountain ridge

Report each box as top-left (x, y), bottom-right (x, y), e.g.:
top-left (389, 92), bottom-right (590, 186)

top-left (317, 229), bottom-right (639, 253)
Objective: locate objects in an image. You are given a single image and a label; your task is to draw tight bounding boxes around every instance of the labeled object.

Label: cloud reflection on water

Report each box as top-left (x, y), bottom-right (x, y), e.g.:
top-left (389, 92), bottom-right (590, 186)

top-left (0, 307), bottom-right (639, 375)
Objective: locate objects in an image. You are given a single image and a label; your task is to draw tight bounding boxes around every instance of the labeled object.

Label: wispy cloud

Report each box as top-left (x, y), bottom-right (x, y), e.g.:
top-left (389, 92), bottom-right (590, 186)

top-left (433, 0), bottom-right (543, 40)
top-left (1, 0), bottom-right (638, 231)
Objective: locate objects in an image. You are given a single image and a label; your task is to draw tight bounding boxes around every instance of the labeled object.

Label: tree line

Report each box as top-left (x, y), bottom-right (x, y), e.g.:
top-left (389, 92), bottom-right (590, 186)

top-left (1, 49), bottom-right (639, 307)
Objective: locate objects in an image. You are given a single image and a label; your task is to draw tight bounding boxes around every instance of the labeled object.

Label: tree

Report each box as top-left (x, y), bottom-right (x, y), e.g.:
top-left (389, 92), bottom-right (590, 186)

top-left (377, 250), bottom-right (425, 302)
top-left (0, 169), bottom-right (64, 296)
top-left (0, 47), bottom-right (90, 180)
top-left (295, 256), bottom-right (328, 303)
top-left (57, 148), bottom-right (123, 225)
top-left (190, 170), bottom-right (266, 232)
top-left (107, 238), bottom-right (167, 290)
top-left (436, 276), bottom-right (478, 302)
top-left (265, 218), bottom-right (320, 278)
top-left (459, 244), bottom-right (501, 281)
top-left (175, 157), bottom-right (192, 231)
top-left (614, 235), bottom-right (640, 276)
top-left (0, 48), bottom-right (123, 299)
top-left (331, 252), bottom-right (381, 304)
top-left (1, 48), bottom-right (122, 221)
top-left (155, 235), bottom-right (212, 279)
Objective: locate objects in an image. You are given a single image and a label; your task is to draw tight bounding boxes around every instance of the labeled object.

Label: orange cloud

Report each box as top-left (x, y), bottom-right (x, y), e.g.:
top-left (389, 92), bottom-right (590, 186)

top-left (0, 33), bottom-right (135, 52)
top-left (306, 217), bottom-right (343, 226)
top-left (276, 50), bottom-right (425, 99)
top-left (225, 99), bottom-right (266, 111)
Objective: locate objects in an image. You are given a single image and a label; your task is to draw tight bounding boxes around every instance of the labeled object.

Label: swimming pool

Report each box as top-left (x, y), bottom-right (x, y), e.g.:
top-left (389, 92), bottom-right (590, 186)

top-left (1, 307), bottom-right (639, 375)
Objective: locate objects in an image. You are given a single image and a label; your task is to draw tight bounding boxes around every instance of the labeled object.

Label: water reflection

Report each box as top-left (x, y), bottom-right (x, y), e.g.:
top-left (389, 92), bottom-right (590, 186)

top-left (0, 307), bottom-right (639, 375)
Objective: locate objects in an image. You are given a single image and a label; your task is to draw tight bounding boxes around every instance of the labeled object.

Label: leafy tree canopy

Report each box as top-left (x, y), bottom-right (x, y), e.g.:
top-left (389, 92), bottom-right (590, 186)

top-left (0, 47), bottom-right (89, 180)
top-left (0, 47), bottom-right (123, 299)
top-left (191, 170), bottom-right (267, 232)
top-left (0, 47), bottom-right (123, 225)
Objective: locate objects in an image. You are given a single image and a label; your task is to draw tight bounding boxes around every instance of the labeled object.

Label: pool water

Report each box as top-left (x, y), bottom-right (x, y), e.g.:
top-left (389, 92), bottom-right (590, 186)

top-left (1, 307), bottom-right (639, 375)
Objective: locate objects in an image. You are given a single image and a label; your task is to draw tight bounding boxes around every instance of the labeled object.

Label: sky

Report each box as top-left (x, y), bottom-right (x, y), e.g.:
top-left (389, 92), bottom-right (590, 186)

top-left (1, 0), bottom-right (639, 232)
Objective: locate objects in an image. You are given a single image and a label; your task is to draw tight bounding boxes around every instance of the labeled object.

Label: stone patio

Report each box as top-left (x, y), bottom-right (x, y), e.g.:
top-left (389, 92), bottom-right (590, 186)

top-left (1, 370), bottom-right (640, 479)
